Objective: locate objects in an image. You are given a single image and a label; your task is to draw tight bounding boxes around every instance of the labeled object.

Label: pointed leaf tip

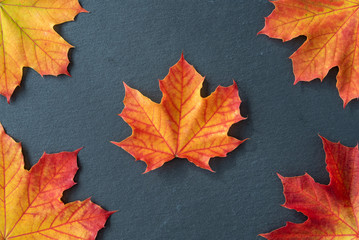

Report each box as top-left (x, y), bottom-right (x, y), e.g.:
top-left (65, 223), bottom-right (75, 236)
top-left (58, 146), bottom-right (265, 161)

top-left (276, 173), bottom-right (284, 180)
top-left (74, 147), bottom-right (83, 154)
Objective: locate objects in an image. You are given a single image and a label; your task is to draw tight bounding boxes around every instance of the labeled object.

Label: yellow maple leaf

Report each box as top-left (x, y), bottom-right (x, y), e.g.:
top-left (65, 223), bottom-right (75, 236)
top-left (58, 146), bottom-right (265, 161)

top-left (0, 0), bottom-right (86, 102)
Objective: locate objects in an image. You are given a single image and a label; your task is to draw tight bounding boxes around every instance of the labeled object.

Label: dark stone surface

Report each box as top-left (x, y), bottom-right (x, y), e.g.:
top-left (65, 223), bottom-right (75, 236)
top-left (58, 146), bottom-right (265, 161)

top-left (1, 0), bottom-right (359, 239)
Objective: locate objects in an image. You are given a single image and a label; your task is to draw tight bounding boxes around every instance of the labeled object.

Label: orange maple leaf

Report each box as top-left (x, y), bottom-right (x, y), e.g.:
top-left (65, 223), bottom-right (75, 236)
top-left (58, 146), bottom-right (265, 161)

top-left (112, 55), bottom-right (246, 173)
top-left (261, 137), bottom-right (359, 239)
top-left (260, 0), bottom-right (359, 107)
top-left (0, 123), bottom-right (112, 239)
top-left (0, 0), bottom-right (87, 102)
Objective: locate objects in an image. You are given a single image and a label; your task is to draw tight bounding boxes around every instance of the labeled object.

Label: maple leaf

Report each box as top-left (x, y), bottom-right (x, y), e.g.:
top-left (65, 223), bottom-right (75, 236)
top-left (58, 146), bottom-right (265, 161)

top-left (0, 123), bottom-right (112, 239)
top-left (0, 0), bottom-right (87, 102)
top-left (259, 0), bottom-right (359, 107)
top-left (261, 137), bottom-right (359, 239)
top-left (112, 55), bottom-right (246, 173)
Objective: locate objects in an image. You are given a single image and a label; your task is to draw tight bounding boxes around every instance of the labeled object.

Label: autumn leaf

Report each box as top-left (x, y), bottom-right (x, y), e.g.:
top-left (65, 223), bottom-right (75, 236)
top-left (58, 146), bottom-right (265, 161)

top-left (112, 54), bottom-right (246, 173)
top-left (261, 137), bottom-right (359, 239)
top-left (0, 0), bottom-right (87, 102)
top-left (0, 123), bottom-right (112, 239)
top-left (259, 0), bottom-right (359, 106)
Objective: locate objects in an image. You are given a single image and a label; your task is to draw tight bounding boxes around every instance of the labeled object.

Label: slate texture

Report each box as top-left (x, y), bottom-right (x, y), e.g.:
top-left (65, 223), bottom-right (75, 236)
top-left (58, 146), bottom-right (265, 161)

top-left (1, 0), bottom-right (358, 239)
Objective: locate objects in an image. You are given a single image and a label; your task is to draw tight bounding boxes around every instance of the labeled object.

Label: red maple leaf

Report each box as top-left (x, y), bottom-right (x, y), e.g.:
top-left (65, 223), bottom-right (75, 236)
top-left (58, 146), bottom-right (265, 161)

top-left (112, 54), bottom-right (246, 173)
top-left (260, 0), bottom-right (359, 106)
top-left (0, 123), bottom-right (113, 239)
top-left (261, 137), bottom-right (359, 239)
